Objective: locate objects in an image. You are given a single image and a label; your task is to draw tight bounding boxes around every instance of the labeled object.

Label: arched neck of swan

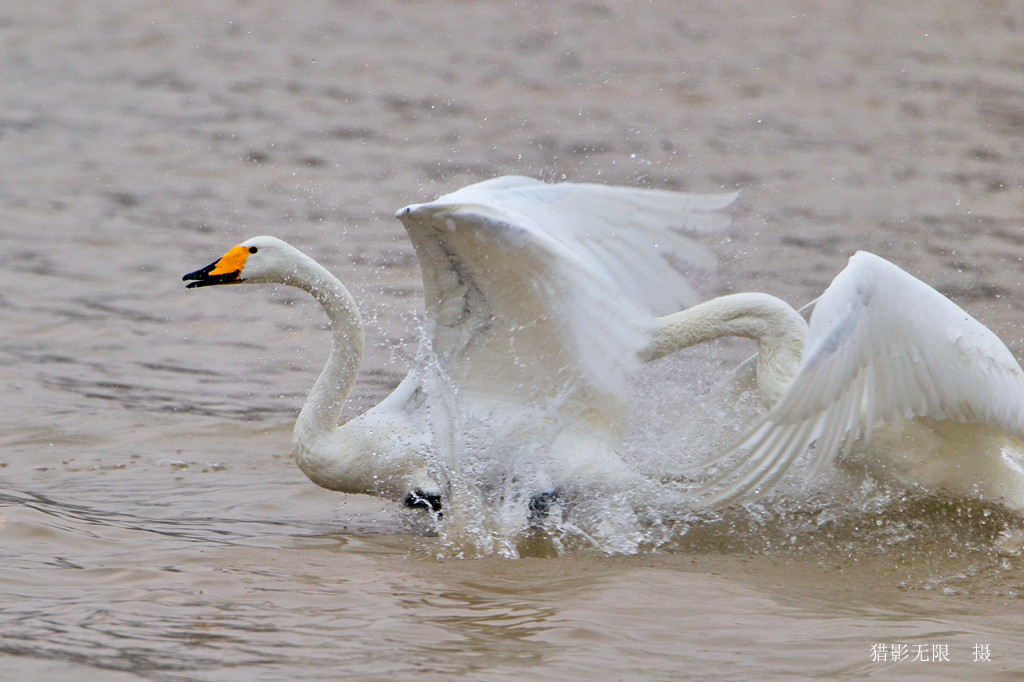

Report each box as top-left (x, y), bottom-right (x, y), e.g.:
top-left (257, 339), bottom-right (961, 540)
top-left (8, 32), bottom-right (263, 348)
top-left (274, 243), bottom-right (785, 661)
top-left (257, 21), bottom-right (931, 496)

top-left (640, 293), bottom-right (807, 403)
top-left (283, 256), bottom-right (364, 448)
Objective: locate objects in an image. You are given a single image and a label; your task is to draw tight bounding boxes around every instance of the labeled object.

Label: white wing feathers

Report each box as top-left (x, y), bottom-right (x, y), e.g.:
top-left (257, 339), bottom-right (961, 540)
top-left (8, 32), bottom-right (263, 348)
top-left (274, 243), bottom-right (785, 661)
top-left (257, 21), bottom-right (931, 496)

top-left (698, 251), bottom-right (1024, 507)
top-left (396, 176), bottom-right (736, 399)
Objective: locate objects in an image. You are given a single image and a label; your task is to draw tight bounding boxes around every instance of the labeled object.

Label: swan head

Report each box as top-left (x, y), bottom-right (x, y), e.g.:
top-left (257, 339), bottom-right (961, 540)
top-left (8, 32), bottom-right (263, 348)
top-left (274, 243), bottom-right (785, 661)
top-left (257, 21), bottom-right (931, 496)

top-left (183, 236), bottom-right (306, 288)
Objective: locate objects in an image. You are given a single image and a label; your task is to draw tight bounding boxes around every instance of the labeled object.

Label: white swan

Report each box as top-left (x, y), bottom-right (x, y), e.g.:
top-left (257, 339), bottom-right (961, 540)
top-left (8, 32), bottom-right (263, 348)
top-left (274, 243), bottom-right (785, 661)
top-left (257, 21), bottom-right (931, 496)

top-left (644, 251), bottom-right (1024, 511)
top-left (183, 176), bottom-right (736, 511)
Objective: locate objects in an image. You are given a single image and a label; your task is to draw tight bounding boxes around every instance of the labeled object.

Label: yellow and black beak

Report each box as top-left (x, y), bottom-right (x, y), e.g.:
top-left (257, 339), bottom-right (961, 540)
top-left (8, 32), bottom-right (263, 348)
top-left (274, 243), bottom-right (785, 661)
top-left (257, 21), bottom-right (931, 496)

top-left (183, 245), bottom-right (250, 288)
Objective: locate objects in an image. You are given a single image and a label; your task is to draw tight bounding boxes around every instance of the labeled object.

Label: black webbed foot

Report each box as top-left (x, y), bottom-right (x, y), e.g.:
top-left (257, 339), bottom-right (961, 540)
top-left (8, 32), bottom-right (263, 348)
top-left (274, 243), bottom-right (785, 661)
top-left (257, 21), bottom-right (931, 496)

top-left (528, 491), bottom-right (558, 520)
top-left (403, 489), bottom-right (443, 514)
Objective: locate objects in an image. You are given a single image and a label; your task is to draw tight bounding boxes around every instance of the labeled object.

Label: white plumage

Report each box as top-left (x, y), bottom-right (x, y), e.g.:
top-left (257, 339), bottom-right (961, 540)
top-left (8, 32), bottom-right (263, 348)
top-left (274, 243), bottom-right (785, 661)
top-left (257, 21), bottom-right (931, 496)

top-left (681, 251), bottom-right (1024, 510)
top-left (398, 176), bottom-right (734, 399)
top-left (184, 176), bottom-right (735, 508)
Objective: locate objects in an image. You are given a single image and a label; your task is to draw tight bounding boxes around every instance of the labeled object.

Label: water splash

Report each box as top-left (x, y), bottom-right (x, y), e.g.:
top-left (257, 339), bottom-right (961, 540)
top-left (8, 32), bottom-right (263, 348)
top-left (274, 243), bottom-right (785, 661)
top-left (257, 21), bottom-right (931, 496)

top-left (409, 349), bottom-right (1024, 569)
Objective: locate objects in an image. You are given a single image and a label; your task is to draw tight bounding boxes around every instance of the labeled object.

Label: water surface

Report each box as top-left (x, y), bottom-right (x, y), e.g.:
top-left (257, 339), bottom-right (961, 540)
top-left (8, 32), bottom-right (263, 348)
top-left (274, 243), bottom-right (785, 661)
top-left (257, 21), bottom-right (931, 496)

top-left (2, 1), bottom-right (1023, 679)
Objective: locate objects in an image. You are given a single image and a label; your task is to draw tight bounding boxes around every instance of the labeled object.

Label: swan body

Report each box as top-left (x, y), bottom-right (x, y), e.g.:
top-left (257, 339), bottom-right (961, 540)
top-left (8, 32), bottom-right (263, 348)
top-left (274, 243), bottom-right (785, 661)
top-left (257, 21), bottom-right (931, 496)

top-left (185, 236), bottom-right (437, 500)
top-left (663, 251), bottom-right (1024, 510)
top-left (183, 176), bottom-right (736, 508)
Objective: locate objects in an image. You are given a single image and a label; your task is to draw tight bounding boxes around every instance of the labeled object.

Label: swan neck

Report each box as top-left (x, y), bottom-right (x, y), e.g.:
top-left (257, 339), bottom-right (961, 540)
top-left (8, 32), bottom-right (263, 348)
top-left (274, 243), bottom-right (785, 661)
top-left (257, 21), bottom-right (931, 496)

top-left (642, 293), bottom-right (807, 402)
top-left (289, 257), bottom-right (364, 443)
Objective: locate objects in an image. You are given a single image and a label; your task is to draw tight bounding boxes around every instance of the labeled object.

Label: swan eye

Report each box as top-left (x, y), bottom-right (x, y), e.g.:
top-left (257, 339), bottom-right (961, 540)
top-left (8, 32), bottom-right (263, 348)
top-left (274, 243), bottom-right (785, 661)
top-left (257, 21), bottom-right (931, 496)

top-left (248, 246), bottom-right (259, 254)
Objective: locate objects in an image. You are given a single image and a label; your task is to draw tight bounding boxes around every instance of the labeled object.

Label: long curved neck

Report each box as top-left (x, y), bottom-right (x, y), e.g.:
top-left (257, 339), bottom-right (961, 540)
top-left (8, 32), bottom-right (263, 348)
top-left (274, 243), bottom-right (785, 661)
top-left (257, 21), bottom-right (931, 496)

top-left (640, 293), bottom-right (807, 403)
top-left (285, 256), bottom-right (364, 446)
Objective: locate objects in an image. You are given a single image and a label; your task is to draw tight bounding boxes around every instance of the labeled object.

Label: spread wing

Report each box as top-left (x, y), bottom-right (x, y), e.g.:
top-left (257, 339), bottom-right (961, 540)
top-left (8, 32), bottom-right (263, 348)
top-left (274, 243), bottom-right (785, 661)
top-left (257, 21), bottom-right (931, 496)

top-left (395, 176), bottom-right (736, 404)
top-left (696, 251), bottom-right (1024, 506)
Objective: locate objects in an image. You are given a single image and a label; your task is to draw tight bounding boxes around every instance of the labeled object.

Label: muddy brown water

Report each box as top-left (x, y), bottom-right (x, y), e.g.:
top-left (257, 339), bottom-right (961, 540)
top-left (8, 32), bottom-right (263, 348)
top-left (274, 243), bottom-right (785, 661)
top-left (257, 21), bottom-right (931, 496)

top-left (2, 2), bottom-right (1023, 679)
